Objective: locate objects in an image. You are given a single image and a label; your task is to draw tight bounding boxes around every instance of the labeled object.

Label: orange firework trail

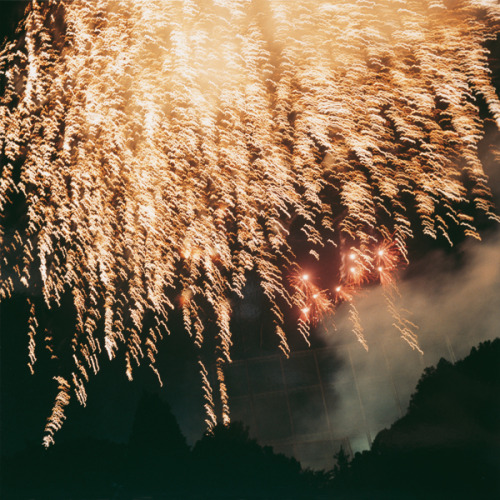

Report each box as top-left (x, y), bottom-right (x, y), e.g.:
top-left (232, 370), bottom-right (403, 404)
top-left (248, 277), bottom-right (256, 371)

top-left (0, 0), bottom-right (499, 445)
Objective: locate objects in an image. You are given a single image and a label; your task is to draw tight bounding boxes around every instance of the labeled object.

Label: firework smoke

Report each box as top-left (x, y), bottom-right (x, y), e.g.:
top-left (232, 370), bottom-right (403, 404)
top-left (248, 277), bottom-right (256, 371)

top-left (0, 0), bottom-right (499, 445)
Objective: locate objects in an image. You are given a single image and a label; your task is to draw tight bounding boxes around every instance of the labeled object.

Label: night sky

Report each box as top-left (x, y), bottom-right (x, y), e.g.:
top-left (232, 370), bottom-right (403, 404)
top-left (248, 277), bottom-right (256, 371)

top-left (1, 1), bottom-right (499, 472)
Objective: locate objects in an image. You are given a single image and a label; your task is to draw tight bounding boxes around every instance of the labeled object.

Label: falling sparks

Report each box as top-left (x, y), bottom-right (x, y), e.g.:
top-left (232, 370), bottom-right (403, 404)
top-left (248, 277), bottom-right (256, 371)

top-left (42, 376), bottom-right (71, 448)
top-left (290, 270), bottom-right (332, 330)
top-left (199, 360), bottom-right (217, 433)
top-left (26, 302), bottom-right (39, 375)
top-left (348, 302), bottom-right (368, 351)
top-left (1, 0), bottom-right (499, 445)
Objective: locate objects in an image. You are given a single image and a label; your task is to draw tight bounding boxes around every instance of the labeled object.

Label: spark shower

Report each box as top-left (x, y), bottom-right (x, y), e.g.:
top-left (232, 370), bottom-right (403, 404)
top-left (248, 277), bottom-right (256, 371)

top-left (1, 0), bottom-right (499, 446)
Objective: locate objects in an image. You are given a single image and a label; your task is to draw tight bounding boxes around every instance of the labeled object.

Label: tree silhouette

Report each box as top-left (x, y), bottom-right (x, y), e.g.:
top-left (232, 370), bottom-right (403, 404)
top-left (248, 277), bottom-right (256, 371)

top-left (1, 437), bottom-right (126, 499)
top-left (331, 446), bottom-right (350, 491)
top-left (191, 422), bottom-right (306, 498)
top-left (330, 339), bottom-right (500, 499)
top-left (126, 391), bottom-right (190, 496)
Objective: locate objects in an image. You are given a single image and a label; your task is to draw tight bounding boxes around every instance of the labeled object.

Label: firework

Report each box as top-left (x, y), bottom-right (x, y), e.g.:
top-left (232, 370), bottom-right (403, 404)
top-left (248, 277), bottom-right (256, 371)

top-left (290, 271), bottom-right (332, 329)
top-left (1, 0), bottom-right (499, 445)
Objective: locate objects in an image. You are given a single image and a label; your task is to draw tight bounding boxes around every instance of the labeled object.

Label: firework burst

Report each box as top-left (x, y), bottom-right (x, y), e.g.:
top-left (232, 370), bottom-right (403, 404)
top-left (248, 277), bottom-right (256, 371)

top-left (1, 0), bottom-right (499, 445)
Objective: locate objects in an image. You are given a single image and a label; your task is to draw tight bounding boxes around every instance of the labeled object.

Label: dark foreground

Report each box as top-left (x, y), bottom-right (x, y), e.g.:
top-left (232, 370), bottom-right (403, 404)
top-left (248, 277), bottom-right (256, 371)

top-left (2, 339), bottom-right (499, 500)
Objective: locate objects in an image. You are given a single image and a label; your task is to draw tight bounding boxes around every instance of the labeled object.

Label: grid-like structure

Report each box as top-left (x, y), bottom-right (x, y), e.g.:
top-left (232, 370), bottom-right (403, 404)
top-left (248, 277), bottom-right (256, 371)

top-left (222, 328), bottom-right (473, 470)
top-left (225, 349), bottom-right (351, 470)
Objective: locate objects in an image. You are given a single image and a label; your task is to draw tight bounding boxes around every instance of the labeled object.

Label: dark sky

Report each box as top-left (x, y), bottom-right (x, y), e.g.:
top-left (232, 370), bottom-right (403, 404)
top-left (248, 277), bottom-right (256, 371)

top-left (0, 1), bottom-right (499, 470)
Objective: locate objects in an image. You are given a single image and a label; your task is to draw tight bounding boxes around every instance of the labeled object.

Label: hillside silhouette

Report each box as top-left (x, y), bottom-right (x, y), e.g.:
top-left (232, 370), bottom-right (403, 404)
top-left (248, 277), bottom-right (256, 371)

top-left (1, 339), bottom-right (499, 499)
top-left (1, 393), bottom-right (313, 499)
top-left (330, 338), bottom-right (500, 499)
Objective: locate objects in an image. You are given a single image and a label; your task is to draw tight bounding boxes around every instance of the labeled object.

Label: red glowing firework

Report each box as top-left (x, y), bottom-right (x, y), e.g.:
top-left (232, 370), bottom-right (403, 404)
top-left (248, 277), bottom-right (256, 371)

top-left (374, 240), bottom-right (401, 286)
top-left (290, 271), bottom-right (332, 327)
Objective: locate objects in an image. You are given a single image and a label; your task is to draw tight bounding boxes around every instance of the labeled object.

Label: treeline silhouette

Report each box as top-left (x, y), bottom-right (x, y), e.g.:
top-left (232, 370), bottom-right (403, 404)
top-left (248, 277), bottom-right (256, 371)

top-left (1, 339), bottom-right (499, 499)
top-left (330, 338), bottom-right (500, 499)
top-left (1, 392), bottom-right (310, 500)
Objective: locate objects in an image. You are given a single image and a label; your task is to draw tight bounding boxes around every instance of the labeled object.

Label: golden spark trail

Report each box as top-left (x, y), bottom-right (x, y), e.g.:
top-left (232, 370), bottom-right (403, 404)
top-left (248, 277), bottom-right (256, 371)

top-left (1, 0), bottom-right (499, 444)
